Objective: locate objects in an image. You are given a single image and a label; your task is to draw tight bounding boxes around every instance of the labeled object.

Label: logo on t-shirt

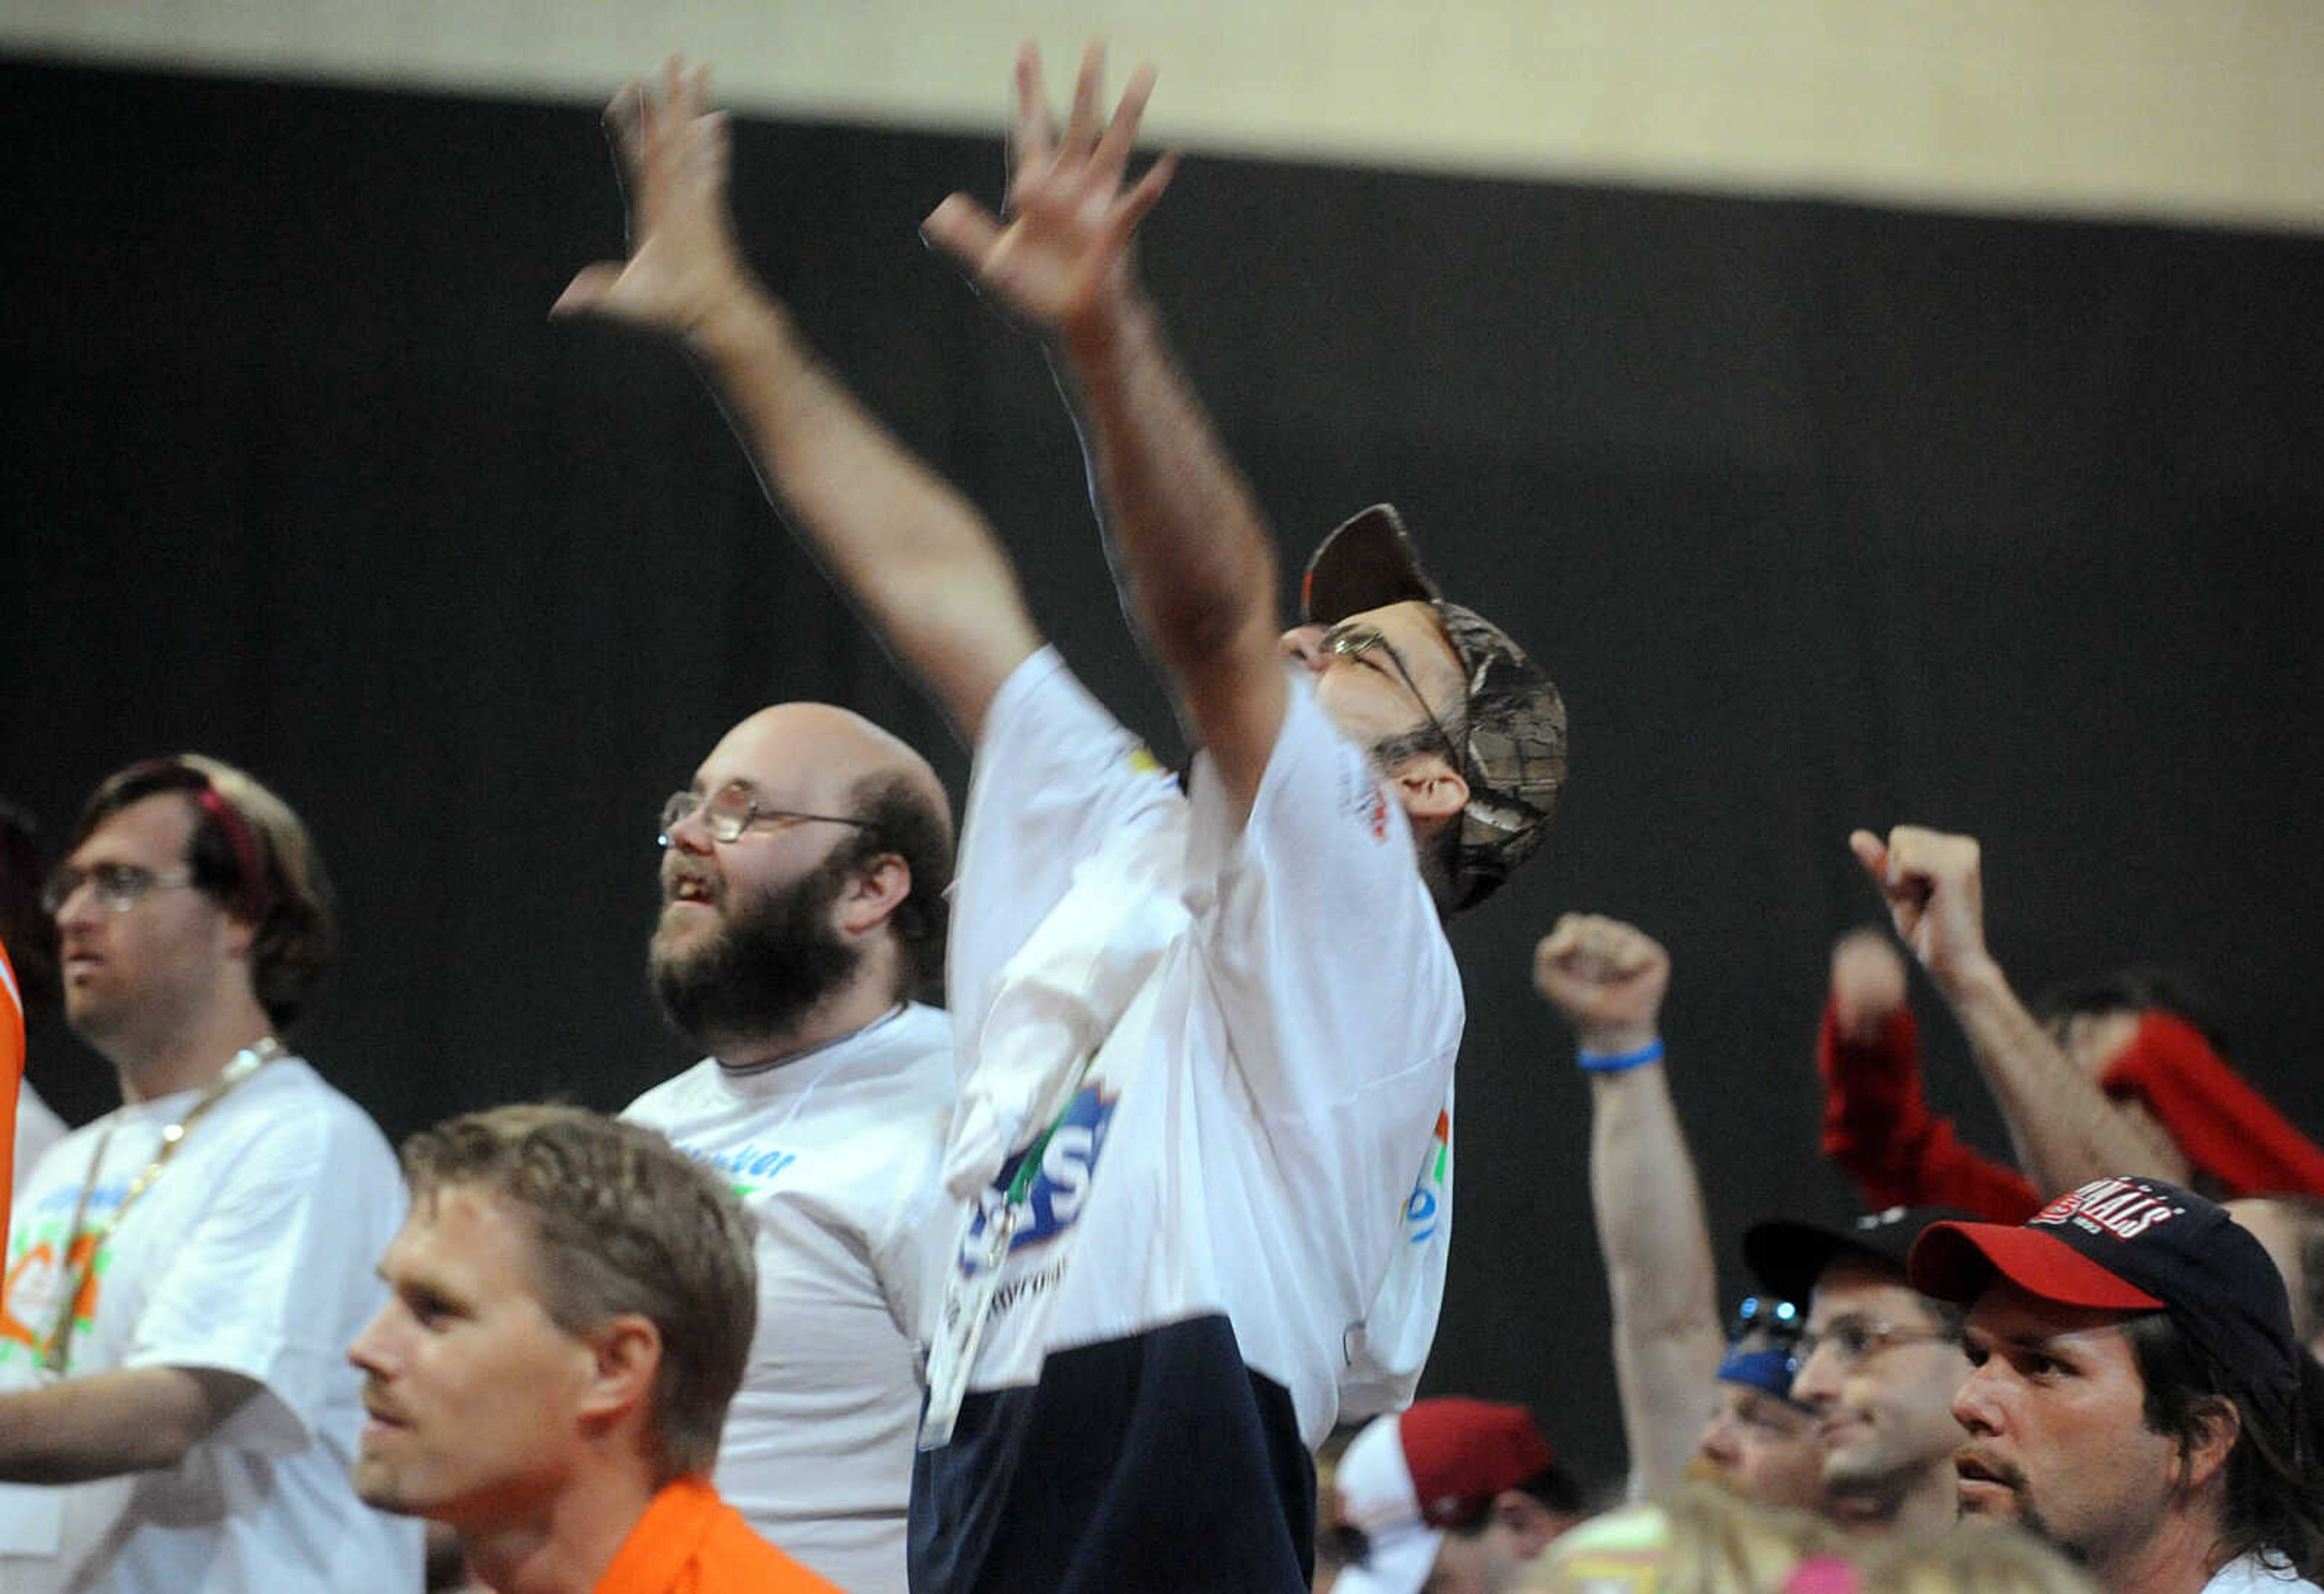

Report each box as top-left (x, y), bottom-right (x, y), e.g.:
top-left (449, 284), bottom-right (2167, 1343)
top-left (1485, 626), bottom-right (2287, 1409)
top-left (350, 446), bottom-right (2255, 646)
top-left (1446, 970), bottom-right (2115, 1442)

top-left (959, 1081), bottom-right (1118, 1274)
top-left (0, 1223), bottom-right (107, 1366)
top-left (681, 1140), bottom-right (798, 1199)
top-left (1403, 1109), bottom-right (1451, 1245)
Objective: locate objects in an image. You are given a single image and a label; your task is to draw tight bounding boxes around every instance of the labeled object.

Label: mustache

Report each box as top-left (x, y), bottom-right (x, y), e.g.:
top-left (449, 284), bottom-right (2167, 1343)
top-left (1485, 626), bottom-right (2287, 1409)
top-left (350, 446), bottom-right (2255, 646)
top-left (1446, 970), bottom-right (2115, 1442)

top-left (661, 858), bottom-right (720, 903)
top-left (1955, 1447), bottom-right (2029, 1492)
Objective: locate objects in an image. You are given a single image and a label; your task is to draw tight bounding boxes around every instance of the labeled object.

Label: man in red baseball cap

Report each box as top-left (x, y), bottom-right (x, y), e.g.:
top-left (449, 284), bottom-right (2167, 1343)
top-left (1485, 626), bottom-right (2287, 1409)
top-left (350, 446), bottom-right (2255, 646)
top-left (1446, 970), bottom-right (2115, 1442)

top-left (1325, 1398), bottom-right (1587, 1594)
top-left (1909, 1176), bottom-right (2324, 1594)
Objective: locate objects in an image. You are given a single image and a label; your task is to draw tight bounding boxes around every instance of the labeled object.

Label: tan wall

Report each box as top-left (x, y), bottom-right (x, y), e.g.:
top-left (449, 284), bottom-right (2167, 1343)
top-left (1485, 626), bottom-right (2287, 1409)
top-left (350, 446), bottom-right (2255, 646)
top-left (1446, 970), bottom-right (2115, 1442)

top-left (6, 0), bottom-right (2319, 231)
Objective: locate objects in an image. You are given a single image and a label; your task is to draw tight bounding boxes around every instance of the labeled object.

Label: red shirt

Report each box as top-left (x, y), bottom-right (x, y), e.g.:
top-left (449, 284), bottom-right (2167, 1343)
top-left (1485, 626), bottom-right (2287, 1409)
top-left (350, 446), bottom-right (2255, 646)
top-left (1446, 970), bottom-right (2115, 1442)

top-left (1818, 1005), bottom-right (2324, 1220)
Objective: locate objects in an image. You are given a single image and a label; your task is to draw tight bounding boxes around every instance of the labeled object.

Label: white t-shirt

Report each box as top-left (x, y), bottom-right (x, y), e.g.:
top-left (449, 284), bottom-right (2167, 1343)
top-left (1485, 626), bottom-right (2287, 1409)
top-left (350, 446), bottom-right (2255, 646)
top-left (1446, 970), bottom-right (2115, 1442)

top-left (13, 1081), bottom-right (67, 1194)
top-left (2203, 1552), bottom-right (2323, 1594)
top-left (911, 650), bottom-right (1463, 1594)
top-left (0, 1057), bottom-right (422, 1593)
top-left (623, 1003), bottom-right (954, 1594)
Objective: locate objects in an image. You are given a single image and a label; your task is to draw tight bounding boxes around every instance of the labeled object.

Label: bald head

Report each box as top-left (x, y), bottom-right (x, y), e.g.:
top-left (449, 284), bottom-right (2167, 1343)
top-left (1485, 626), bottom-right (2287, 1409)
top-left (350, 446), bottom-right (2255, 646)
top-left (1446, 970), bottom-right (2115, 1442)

top-left (709, 703), bottom-right (950, 838)
top-left (680, 703), bottom-right (954, 1005)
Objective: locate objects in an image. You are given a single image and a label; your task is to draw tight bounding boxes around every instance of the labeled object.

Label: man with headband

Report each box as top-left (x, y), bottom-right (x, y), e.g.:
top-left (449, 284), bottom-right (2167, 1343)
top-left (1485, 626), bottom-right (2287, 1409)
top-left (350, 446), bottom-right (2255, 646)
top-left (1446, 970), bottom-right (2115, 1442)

top-left (1697, 1297), bottom-right (1825, 1510)
top-left (1912, 1176), bottom-right (2324, 1594)
top-left (0, 757), bottom-right (416, 1592)
top-left (556, 47), bottom-right (1564, 1594)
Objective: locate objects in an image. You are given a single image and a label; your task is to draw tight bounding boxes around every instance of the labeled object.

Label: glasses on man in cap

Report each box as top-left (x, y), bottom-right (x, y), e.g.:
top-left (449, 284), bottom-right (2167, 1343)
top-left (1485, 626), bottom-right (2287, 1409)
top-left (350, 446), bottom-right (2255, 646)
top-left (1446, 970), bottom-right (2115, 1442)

top-left (1791, 1316), bottom-right (1958, 1371)
top-left (1321, 619), bottom-right (1468, 782)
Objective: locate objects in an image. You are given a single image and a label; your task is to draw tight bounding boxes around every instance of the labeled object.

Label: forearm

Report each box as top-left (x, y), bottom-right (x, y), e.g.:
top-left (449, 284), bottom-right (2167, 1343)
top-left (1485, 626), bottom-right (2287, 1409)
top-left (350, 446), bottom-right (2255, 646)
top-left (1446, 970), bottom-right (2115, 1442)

top-left (689, 289), bottom-right (1041, 739)
top-left (0, 1366), bottom-right (241, 1482)
top-left (1054, 290), bottom-right (1284, 769)
top-left (1588, 1061), bottom-right (1722, 1499)
top-left (1938, 957), bottom-right (2188, 1193)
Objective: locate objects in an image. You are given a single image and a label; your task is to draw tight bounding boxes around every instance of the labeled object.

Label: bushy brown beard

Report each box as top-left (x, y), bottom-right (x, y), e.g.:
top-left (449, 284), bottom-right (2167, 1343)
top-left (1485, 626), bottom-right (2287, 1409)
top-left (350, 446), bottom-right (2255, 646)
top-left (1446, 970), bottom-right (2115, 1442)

top-left (649, 845), bottom-right (862, 1056)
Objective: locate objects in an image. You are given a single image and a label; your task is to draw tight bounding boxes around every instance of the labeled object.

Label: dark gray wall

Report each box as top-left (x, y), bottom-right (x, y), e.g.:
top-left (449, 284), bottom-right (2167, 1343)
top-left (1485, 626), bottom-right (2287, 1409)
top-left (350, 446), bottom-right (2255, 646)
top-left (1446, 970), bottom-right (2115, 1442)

top-left (5, 60), bottom-right (2320, 1485)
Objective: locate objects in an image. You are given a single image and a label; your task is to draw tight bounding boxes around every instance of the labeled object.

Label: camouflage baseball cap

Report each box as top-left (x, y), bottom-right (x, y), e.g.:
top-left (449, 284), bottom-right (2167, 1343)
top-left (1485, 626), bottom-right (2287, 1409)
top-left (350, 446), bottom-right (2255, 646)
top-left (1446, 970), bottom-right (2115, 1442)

top-left (1302, 505), bottom-right (1567, 909)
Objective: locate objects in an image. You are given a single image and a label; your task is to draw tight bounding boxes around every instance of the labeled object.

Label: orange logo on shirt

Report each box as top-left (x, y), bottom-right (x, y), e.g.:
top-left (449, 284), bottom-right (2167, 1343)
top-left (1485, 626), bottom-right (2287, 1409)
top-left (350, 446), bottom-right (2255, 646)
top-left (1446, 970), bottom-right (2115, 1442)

top-left (0, 1232), bottom-right (100, 1354)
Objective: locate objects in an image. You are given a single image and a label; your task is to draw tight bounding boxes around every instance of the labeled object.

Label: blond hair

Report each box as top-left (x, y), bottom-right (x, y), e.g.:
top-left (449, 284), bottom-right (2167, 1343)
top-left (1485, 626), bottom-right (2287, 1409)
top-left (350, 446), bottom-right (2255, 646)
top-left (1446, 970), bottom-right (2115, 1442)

top-left (1525, 1486), bottom-right (1841, 1594)
top-left (1854, 1527), bottom-right (2100, 1594)
top-left (398, 1104), bottom-right (757, 1481)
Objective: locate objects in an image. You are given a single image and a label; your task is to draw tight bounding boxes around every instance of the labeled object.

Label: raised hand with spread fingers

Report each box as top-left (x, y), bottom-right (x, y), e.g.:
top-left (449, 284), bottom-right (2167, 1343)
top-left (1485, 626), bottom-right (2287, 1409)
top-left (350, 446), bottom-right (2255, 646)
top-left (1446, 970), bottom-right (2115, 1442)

top-left (928, 44), bottom-right (1287, 818)
top-left (553, 57), bottom-right (1040, 740)
top-left (553, 59), bottom-right (755, 344)
top-left (922, 44), bottom-right (1178, 349)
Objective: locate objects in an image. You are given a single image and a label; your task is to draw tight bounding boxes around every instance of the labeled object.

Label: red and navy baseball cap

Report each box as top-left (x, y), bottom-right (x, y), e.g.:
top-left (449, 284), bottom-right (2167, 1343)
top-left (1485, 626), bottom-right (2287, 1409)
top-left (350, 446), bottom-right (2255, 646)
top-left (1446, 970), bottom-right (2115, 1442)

top-left (1908, 1176), bottom-right (2303, 1432)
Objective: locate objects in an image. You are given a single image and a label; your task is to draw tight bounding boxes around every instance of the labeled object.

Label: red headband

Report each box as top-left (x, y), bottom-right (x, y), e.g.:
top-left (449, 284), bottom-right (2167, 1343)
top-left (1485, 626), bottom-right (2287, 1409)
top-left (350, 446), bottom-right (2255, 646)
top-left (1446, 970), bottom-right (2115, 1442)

top-left (112, 759), bottom-right (272, 924)
top-left (194, 782), bottom-right (272, 924)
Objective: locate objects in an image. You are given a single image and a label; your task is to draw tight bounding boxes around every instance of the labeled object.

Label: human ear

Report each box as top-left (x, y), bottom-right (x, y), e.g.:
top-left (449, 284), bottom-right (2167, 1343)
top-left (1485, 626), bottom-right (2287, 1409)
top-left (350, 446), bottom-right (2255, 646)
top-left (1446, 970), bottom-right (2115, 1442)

top-left (577, 1314), bottom-right (662, 1428)
top-left (2175, 1394), bottom-right (2242, 1494)
top-left (1495, 1490), bottom-right (1561, 1558)
top-left (838, 853), bottom-right (911, 935)
top-left (1391, 759), bottom-right (1468, 824)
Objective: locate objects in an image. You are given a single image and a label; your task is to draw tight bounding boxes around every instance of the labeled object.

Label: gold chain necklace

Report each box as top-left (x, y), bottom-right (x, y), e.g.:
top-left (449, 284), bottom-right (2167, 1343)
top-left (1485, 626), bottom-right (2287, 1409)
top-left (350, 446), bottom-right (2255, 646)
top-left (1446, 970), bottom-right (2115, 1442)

top-left (39, 1037), bottom-right (284, 1373)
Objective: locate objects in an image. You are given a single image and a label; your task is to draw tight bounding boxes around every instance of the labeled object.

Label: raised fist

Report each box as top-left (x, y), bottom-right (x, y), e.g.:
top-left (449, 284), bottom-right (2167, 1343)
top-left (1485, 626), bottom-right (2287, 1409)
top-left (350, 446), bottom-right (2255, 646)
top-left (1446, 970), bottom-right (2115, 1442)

top-left (1847, 825), bottom-right (1996, 989)
top-left (1533, 913), bottom-right (1670, 1056)
top-left (1829, 926), bottom-right (1909, 1043)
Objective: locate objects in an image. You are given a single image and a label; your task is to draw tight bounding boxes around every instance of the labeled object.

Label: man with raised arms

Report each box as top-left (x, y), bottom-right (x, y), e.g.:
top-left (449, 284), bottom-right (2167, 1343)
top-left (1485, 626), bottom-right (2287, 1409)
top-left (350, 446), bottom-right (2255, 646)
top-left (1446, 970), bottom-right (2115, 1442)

top-left (1532, 912), bottom-right (1828, 1512)
top-left (556, 48), bottom-right (1564, 1594)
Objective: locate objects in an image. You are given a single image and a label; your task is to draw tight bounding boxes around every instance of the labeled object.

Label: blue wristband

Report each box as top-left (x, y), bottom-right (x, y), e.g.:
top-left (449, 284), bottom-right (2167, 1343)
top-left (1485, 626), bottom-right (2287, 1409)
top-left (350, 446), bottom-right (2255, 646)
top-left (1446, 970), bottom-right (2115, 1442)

top-left (1577, 1038), bottom-right (1665, 1073)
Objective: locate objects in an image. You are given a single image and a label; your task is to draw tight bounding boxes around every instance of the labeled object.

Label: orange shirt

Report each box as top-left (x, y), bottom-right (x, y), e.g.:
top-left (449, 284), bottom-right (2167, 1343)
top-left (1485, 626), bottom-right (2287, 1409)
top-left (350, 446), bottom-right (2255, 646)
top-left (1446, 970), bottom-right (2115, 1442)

top-left (595, 1477), bottom-right (845, 1594)
top-left (0, 939), bottom-right (23, 1233)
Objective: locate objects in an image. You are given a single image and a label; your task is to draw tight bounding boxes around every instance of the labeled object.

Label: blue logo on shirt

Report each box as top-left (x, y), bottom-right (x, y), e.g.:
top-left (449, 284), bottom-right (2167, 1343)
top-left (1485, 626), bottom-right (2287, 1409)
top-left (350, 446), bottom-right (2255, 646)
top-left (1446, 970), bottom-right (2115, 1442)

top-left (959, 1082), bottom-right (1117, 1272)
top-left (1402, 1109), bottom-right (1451, 1245)
top-left (678, 1141), bottom-right (796, 1196)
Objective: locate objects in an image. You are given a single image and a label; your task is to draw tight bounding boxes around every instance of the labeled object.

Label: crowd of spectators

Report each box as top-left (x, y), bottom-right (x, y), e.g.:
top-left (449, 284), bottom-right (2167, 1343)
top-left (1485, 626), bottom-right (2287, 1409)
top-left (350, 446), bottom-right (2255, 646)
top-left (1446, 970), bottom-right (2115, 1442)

top-left (3, 42), bottom-right (2319, 1594)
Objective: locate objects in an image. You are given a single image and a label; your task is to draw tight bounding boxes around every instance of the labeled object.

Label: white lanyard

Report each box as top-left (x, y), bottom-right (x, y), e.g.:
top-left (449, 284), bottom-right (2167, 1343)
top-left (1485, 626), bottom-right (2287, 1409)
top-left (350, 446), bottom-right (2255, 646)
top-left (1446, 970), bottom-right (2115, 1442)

top-left (917, 1058), bottom-right (1089, 1452)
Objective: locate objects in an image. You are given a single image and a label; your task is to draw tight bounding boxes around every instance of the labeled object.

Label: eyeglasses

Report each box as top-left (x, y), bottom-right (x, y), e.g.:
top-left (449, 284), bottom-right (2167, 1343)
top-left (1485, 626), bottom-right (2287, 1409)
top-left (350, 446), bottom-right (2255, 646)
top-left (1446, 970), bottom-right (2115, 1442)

top-left (41, 862), bottom-right (199, 917)
top-left (657, 787), bottom-right (873, 848)
top-left (1321, 621), bottom-right (1466, 776)
top-left (1793, 1316), bottom-right (1958, 1370)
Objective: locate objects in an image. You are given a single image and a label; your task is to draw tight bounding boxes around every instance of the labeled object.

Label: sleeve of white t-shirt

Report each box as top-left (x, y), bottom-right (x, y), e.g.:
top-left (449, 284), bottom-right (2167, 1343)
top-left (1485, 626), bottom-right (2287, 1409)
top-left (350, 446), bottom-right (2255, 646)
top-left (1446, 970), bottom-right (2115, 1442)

top-left (11, 1084), bottom-right (66, 1197)
top-left (120, 1095), bottom-right (399, 1457)
top-left (947, 647), bottom-right (1184, 1055)
top-left (1188, 666), bottom-right (1465, 1124)
top-left (870, 1077), bottom-right (957, 1350)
